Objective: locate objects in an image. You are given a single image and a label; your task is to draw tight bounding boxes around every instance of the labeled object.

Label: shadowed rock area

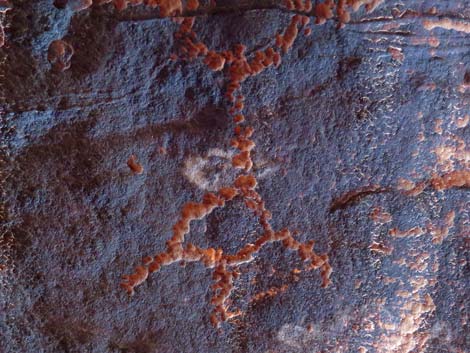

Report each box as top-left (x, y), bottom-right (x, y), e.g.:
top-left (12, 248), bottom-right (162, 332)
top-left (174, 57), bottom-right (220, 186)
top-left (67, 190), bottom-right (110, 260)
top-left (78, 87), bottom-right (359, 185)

top-left (1, 1), bottom-right (469, 352)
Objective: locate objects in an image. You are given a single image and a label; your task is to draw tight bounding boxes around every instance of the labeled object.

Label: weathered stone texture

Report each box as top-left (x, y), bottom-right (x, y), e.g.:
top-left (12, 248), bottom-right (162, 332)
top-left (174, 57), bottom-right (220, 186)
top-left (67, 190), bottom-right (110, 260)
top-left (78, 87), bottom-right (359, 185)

top-left (1, 1), bottom-right (469, 352)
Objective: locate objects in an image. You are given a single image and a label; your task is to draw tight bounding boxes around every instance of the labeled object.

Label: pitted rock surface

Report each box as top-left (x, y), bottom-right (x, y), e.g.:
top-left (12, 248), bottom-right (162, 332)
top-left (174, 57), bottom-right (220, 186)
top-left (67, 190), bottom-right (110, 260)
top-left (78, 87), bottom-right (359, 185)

top-left (1, 1), bottom-right (469, 352)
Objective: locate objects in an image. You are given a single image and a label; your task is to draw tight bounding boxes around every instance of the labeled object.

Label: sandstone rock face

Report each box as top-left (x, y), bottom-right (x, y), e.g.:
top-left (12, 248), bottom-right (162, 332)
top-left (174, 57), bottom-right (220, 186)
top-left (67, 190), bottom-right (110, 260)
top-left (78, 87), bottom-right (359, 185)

top-left (1, 1), bottom-right (469, 352)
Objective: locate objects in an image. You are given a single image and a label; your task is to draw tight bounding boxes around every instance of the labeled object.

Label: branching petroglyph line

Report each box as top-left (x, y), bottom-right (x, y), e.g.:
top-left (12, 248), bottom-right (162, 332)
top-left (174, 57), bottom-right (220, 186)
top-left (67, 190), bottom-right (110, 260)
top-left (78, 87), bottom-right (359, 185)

top-left (115, 0), bottom-right (387, 328)
top-left (43, 0), bottom-right (393, 328)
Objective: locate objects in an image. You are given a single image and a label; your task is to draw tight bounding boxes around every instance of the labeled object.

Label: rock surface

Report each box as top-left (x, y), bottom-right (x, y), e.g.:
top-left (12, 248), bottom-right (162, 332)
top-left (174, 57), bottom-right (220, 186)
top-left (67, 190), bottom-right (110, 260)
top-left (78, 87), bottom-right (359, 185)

top-left (1, 1), bottom-right (469, 352)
